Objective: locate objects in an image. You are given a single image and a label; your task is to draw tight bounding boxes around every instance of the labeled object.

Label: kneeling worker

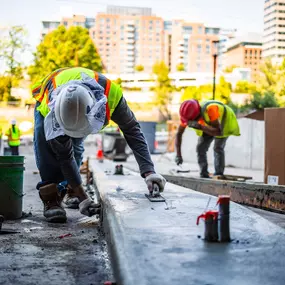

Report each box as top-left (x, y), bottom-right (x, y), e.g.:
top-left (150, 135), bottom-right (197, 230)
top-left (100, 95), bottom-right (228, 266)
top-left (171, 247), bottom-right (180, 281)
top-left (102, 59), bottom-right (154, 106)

top-left (32, 67), bottom-right (166, 222)
top-left (175, 99), bottom-right (240, 178)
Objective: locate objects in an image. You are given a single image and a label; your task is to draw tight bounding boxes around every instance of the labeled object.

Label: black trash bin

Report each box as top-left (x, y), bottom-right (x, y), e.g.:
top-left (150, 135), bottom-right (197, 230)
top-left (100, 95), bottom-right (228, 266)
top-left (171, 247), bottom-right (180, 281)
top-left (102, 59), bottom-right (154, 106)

top-left (102, 131), bottom-right (128, 162)
top-left (138, 121), bottom-right (157, 154)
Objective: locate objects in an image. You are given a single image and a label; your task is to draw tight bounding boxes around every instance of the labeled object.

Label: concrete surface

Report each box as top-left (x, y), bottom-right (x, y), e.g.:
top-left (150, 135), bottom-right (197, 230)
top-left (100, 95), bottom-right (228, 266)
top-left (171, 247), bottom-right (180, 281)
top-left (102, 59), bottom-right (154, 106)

top-left (0, 151), bottom-right (113, 285)
top-left (91, 159), bottom-right (285, 285)
top-left (121, 154), bottom-right (264, 182)
top-left (181, 118), bottom-right (265, 170)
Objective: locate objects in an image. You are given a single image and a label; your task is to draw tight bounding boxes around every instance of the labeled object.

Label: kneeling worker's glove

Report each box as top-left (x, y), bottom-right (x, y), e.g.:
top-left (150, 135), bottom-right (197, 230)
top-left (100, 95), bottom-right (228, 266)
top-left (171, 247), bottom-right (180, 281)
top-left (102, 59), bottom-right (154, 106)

top-left (175, 156), bottom-right (183, 165)
top-left (145, 173), bottom-right (166, 193)
top-left (79, 197), bottom-right (101, 217)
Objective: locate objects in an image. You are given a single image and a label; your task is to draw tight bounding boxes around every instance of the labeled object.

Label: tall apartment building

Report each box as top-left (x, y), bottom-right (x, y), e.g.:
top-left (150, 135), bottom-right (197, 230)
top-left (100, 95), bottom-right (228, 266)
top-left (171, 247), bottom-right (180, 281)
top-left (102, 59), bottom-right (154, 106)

top-left (41, 15), bottom-right (95, 38)
top-left (224, 40), bottom-right (262, 82)
top-left (263, 0), bottom-right (285, 63)
top-left (165, 20), bottom-right (219, 73)
top-left (90, 6), bottom-right (164, 73)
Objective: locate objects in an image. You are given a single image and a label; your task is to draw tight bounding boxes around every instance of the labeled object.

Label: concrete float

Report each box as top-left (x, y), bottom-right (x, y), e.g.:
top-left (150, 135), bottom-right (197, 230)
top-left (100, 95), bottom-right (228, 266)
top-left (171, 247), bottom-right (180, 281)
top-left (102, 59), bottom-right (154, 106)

top-left (91, 160), bottom-right (285, 285)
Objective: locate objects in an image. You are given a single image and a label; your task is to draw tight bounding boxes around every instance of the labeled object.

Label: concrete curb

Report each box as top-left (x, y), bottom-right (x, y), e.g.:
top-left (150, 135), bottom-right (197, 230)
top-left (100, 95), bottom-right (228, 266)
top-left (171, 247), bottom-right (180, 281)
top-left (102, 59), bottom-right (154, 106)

top-left (163, 175), bottom-right (285, 213)
top-left (91, 162), bottom-right (146, 285)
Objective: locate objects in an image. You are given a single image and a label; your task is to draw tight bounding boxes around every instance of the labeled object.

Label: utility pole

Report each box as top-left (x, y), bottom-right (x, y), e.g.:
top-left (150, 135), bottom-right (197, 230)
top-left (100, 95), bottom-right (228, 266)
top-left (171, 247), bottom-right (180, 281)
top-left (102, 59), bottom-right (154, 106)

top-left (212, 40), bottom-right (219, 100)
top-left (213, 53), bottom-right (217, 100)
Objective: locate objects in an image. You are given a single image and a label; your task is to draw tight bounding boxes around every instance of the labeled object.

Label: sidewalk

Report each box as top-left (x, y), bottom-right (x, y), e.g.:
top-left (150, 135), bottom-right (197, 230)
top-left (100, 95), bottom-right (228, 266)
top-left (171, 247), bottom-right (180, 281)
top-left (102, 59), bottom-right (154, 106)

top-left (91, 158), bottom-right (285, 285)
top-left (0, 153), bottom-right (112, 285)
top-left (122, 153), bottom-right (264, 182)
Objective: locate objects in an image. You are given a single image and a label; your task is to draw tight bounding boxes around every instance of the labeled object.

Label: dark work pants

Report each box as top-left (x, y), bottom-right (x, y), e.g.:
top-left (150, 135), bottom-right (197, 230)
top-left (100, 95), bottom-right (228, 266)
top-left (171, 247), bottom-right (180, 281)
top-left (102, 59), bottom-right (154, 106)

top-left (10, 145), bottom-right (19, 156)
top-left (196, 133), bottom-right (227, 177)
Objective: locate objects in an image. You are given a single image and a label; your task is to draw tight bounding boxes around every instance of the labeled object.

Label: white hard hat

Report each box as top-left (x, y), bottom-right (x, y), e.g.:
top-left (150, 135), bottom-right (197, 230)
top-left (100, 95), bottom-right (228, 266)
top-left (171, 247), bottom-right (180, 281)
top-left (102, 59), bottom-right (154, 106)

top-left (54, 84), bottom-right (94, 138)
top-left (11, 119), bottom-right (17, 125)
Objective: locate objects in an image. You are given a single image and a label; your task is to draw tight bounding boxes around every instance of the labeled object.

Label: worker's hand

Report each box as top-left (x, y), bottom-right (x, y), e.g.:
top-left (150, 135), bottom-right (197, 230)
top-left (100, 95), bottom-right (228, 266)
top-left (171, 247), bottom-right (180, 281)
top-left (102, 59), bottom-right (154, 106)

top-left (79, 197), bottom-right (101, 217)
top-left (187, 120), bottom-right (201, 130)
top-left (175, 155), bottom-right (183, 165)
top-left (145, 173), bottom-right (166, 193)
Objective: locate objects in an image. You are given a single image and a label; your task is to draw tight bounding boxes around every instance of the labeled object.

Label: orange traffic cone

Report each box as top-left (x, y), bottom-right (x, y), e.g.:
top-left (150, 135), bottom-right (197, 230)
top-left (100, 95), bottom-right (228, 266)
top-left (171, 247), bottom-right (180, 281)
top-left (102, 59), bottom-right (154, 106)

top-left (96, 149), bottom-right (104, 163)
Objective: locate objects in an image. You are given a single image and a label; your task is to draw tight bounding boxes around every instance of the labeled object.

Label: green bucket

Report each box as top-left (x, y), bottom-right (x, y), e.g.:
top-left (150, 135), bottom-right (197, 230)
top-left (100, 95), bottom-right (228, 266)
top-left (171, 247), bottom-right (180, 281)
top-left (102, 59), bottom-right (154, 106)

top-left (0, 156), bottom-right (25, 219)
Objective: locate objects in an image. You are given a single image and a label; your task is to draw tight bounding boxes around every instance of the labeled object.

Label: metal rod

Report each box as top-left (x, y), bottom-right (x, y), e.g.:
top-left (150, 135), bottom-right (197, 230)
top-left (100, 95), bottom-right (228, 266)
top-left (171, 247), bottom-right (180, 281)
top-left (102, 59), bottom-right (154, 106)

top-left (213, 54), bottom-right (217, 100)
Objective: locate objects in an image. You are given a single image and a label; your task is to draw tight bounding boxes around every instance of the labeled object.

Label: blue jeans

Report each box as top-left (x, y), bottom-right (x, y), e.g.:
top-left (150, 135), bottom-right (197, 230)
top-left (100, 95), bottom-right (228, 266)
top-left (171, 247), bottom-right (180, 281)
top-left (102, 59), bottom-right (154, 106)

top-left (34, 102), bottom-right (85, 185)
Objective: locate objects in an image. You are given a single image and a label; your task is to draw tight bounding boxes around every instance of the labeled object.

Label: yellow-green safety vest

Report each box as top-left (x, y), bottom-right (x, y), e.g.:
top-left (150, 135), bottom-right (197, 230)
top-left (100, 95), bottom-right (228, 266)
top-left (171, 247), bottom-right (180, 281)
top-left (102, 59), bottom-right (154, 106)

top-left (194, 100), bottom-right (240, 138)
top-left (6, 126), bottom-right (21, 147)
top-left (31, 67), bottom-right (123, 125)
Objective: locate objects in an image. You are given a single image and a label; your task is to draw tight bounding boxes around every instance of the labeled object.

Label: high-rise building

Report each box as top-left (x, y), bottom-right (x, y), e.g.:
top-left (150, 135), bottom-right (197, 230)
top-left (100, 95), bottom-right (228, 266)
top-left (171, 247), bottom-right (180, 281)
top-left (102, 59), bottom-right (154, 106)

top-left (41, 15), bottom-right (95, 38)
top-left (263, 0), bottom-right (285, 63)
top-left (165, 20), bottom-right (219, 73)
top-left (90, 6), bottom-right (164, 73)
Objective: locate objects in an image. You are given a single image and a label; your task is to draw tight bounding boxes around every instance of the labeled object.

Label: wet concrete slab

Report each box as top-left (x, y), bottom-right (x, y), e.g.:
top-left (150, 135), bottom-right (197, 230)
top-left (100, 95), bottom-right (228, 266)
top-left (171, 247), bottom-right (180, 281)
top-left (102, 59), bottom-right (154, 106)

top-left (92, 159), bottom-right (285, 285)
top-left (0, 154), bottom-right (113, 285)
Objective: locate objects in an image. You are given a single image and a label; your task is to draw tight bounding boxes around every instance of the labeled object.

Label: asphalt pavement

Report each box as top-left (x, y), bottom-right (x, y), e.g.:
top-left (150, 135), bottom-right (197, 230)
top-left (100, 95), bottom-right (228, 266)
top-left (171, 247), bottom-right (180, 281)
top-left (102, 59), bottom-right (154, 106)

top-left (0, 146), bottom-right (113, 285)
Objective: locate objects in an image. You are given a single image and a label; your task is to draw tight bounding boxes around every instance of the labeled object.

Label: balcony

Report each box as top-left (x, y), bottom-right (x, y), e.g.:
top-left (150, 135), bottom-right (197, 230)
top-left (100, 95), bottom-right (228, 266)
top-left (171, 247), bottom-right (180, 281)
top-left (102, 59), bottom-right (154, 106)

top-left (126, 44), bottom-right (135, 50)
top-left (126, 38), bottom-right (135, 44)
top-left (126, 26), bottom-right (135, 32)
top-left (126, 32), bottom-right (135, 38)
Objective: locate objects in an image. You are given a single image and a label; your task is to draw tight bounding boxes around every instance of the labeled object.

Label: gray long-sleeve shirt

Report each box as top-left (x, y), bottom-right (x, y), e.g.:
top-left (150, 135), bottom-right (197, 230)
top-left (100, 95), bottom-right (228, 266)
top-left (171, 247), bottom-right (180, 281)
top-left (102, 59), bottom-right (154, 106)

top-left (50, 96), bottom-right (155, 188)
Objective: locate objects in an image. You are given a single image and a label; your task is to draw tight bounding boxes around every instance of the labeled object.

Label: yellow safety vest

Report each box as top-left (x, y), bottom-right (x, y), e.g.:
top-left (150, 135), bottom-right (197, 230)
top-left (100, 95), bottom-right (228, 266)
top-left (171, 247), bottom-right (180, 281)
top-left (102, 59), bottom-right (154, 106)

top-left (194, 100), bottom-right (240, 138)
top-left (31, 67), bottom-right (123, 126)
top-left (5, 126), bottom-right (21, 146)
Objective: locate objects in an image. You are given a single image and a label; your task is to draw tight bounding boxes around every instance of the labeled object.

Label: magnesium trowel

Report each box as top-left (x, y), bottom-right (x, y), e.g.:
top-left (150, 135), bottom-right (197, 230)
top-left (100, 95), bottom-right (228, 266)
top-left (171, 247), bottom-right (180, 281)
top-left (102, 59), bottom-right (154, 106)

top-left (145, 183), bottom-right (165, 202)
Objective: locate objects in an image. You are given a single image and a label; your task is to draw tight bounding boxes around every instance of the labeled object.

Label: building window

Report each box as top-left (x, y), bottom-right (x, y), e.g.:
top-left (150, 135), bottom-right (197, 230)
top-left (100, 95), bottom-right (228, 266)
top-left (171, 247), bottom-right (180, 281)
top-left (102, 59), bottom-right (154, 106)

top-left (197, 44), bottom-right (202, 53)
top-left (100, 18), bottom-right (104, 23)
top-left (198, 26), bottom-right (203, 34)
top-left (197, 63), bottom-right (201, 71)
top-left (206, 45), bottom-right (210, 54)
top-left (183, 26), bottom-right (192, 34)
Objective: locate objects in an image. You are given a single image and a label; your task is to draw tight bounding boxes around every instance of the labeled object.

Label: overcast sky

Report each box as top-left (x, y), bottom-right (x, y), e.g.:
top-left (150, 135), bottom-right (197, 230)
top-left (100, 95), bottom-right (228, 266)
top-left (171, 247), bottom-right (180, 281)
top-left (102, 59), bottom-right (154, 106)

top-left (0, 0), bottom-right (264, 66)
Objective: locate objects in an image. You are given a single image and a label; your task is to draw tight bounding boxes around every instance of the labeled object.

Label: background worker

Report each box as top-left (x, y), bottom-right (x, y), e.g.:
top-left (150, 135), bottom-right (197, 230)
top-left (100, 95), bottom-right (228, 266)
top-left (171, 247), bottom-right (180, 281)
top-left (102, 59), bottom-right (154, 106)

top-left (175, 99), bottom-right (240, 178)
top-left (32, 67), bottom-right (166, 223)
top-left (5, 119), bottom-right (21, 156)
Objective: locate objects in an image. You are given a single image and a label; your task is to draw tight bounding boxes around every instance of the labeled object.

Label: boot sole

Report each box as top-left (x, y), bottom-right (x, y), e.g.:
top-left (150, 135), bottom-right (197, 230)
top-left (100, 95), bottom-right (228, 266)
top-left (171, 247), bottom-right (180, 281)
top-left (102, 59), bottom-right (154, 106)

top-left (46, 215), bottom-right (67, 223)
top-left (63, 203), bottom-right (79, 209)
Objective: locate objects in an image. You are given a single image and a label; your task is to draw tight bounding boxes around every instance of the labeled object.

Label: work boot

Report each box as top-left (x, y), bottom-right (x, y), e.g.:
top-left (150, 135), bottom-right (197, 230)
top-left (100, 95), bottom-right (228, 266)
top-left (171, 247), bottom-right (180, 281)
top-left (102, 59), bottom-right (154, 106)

top-left (39, 183), bottom-right (67, 223)
top-left (63, 185), bottom-right (80, 209)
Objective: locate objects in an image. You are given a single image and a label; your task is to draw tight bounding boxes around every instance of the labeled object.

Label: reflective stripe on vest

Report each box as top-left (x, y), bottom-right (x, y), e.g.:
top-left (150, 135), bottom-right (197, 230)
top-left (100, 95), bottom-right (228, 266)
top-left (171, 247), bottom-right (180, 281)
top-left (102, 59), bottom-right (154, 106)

top-left (34, 68), bottom-right (123, 124)
top-left (32, 67), bottom-right (70, 102)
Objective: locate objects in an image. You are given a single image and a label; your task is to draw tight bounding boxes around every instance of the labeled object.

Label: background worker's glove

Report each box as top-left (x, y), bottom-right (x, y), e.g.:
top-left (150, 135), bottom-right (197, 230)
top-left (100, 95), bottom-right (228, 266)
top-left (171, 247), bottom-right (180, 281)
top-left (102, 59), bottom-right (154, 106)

top-left (175, 155), bottom-right (183, 165)
top-left (187, 120), bottom-right (201, 130)
top-left (79, 197), bottom-right (101, 217)
top-left (145, 173), bottom-right (166, 193)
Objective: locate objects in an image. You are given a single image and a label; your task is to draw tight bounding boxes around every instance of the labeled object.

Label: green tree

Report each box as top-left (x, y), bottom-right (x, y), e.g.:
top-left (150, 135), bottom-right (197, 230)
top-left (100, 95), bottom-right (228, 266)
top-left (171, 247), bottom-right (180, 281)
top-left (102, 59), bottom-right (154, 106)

top-left (234, 80), bottom-right (256, 93)
top-left (215, 76), bottom-right (232, 104)
top-left (176, 63), bottom-right (185, 72)
top-left (223, 64), bottom-right (239, 73)
top-left (135, 65), bottom-right (144, 72)
top-left (181, 86), bottom-right (202, 102)
top-left (249, 91), bottom-right (279, 110)
top-left (0, 26), bottom-right (28, 101)
top-left (152, 61), bottom-right (173, 121)
top-left (28, 25), bottom-right (102, 84)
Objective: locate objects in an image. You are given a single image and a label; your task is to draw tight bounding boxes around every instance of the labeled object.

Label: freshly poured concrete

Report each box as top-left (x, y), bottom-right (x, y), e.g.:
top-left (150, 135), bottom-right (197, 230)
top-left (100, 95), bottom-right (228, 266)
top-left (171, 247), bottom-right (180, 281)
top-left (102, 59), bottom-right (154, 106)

top-left (92, 160), bottom-right (285, 285)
